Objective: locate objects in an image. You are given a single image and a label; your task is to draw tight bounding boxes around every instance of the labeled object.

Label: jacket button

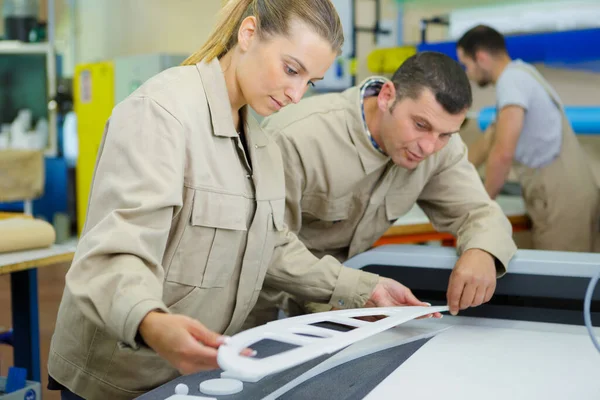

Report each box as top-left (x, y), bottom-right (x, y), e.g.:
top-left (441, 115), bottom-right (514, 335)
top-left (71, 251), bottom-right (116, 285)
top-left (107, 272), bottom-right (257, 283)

top-left (338, 299), bottom-right (345, 307)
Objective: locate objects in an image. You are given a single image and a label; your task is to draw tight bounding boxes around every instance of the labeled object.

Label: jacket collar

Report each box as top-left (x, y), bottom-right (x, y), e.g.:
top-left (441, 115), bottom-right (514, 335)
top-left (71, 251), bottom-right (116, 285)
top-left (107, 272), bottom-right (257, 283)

top-left (196, 59), bottom-right (268, 148)
top-left (343, 76), bottom-right (391, 174)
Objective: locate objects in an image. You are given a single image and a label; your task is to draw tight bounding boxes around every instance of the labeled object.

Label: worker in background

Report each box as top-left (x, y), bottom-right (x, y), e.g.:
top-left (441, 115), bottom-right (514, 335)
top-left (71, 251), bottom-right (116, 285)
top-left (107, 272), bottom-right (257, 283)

top-left (456, 25), bottom-right (599, 252)
top-left (243, 51), bottom-right (518, 330)
top-left (47, 1), bottom-right (437, 399)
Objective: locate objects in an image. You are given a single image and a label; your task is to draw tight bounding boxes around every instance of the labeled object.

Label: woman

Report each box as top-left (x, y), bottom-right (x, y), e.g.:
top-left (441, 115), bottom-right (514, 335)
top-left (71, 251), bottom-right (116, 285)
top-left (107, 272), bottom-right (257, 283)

top-left (48, 1), bottom-right (429, 399)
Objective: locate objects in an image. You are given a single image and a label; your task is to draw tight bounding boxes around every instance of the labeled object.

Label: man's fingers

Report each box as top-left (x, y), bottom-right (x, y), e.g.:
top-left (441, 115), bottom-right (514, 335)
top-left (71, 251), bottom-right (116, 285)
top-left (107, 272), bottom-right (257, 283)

top-left (484, 284), bottom-right (495, 303)
top-left (472, 286), bottom-right (487, 307)
top-left (460, 282), bottom-right (477, 310)
top-left (447, 275), bottom-right (466, 316)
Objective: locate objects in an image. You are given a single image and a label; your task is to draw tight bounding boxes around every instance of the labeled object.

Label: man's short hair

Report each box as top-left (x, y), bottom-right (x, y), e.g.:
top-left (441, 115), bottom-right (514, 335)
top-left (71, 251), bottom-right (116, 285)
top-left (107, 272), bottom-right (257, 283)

top-left (457, 24), bottom-right (507, 59)
top-left (391, 51), bottom-right (472, 115)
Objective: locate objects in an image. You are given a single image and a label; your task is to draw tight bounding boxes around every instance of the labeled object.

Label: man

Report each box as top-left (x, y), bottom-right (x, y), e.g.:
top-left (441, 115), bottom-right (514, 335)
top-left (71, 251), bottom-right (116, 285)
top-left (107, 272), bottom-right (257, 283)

top-left (243, 51), bottom-right (517, 329)
top-left (457, 25), bottom-right (599, 252)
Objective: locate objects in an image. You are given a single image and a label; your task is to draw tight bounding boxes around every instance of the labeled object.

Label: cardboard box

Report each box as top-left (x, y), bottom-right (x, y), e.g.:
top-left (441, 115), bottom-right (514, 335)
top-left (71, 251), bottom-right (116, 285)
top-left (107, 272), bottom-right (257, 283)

top-left (0, 377), bottom-right (41, 400)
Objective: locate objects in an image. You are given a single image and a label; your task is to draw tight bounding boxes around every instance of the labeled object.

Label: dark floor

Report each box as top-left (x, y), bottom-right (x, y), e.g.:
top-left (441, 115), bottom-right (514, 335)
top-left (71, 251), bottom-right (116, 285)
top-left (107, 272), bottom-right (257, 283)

top-left (0, 261), bottom-right (71, 400)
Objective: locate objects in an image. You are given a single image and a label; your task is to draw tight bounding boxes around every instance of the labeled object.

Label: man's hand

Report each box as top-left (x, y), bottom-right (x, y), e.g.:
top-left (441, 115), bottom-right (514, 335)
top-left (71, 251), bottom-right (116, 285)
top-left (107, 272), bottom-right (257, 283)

top-left (139, 311), bottom-right (254, 375)
top-left (447, 249), bottom-right (497, 316)
top-left (365, 277), bottom-right (443, 319)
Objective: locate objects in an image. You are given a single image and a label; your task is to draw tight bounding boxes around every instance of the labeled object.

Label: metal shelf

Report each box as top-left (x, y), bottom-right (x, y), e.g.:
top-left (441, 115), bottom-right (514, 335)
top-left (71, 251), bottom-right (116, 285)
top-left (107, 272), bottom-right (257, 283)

top-left (0, 40), bottom-right (58, 156)
top-left (0, 41), bottom-right (52, 55)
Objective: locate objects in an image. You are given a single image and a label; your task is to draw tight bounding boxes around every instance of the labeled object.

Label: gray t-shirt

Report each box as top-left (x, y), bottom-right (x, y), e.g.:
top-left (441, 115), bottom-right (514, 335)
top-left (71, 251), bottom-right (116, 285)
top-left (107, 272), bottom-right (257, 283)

top-left (496, 60), bottom-right (562, 168)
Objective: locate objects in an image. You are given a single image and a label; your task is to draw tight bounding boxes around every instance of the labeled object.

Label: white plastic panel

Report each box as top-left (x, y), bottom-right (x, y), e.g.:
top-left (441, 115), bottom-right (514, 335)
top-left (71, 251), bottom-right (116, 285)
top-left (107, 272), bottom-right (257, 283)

top-left (364, 322), bottom-right (600, 399)
top-left (217, 306), bottom-right (448, 383)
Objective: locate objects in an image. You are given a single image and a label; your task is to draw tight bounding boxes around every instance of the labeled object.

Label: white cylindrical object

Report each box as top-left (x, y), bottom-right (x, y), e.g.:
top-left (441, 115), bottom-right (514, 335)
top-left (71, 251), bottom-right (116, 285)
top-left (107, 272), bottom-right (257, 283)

top-left (174, 383), bottom-right (189, 395)
top-left (199, 378), bottom-right (243, 396)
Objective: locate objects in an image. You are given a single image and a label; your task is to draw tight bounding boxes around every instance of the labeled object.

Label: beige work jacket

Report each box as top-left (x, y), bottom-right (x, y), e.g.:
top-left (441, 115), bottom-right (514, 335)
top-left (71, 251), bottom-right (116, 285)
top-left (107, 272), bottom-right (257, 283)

top-left (48, 60), bottom-right (379, 400)
top-left (262, 77), bottom-right (517, 270)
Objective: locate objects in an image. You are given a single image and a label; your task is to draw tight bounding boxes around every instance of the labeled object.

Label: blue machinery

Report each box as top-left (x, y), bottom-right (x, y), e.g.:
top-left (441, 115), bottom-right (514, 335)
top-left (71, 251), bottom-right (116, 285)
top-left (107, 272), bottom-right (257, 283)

top-left (478, 106), bottom-right (600, 134)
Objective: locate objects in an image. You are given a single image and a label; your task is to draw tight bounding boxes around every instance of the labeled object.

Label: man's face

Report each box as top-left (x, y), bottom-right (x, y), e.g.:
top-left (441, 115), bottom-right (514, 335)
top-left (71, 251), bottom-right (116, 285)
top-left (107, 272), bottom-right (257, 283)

top-left (457, 48), bottom-right (493, 88)
top-left (378, 88), bottom-right (466, 170)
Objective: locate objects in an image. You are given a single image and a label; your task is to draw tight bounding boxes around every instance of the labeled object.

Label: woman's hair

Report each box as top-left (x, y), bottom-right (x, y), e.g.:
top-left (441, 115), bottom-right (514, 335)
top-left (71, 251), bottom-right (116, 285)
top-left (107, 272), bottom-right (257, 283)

top-left (181, 0), bottom-right (344, 65)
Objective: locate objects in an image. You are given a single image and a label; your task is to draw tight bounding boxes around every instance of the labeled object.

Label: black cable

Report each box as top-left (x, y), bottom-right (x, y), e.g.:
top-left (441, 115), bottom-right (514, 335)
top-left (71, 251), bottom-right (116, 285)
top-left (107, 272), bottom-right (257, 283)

top-left (584, 270), bottom-right (600, 354)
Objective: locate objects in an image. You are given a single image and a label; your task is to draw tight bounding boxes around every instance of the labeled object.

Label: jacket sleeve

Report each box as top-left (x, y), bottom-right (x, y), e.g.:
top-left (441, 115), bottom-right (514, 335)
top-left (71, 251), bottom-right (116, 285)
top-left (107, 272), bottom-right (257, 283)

top-left (272, 131), bottom-right (305, 234)
top-left (263, 131), bottom-right (379, 308)
top-left (265, 228), bottom-right (379, 309)
top-left (65, 96), bottom-right (185, 348)
top-left (417, 136), bottom-right (517, 276)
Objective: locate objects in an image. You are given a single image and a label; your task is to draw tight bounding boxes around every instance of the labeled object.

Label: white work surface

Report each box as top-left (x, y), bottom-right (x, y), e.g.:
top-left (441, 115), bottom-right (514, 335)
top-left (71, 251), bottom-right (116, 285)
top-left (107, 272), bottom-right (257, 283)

top-left (0, 242), bottom-right (76, 275)
top-left (0, 243), bottom-right (75, 267)
top-left (394, 194), bottom-right (526, 226)
top-left (365, 317), bottom-right (600, 400)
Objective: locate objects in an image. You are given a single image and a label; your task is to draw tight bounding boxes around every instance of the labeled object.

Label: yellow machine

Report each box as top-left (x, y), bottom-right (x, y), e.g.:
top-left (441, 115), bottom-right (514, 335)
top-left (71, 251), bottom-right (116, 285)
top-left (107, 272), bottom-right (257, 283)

top-left (367, 46), bottom-right (416, 74)
top-left (73, 61), bottom-right (114, 236)
top-left (73, 54), bottom-right (187, 235)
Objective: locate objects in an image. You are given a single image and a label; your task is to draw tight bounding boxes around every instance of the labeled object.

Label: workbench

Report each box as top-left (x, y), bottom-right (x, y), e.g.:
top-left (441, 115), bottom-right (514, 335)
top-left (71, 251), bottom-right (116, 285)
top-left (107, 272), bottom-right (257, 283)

top-left (0, 243), bottom-right (75, 382)
top-left (377, 194), bottom-right (529, 246)
top-left (138, 245), bottom-right (600, 400)
top-left (140, 318), bottom-right (600, 400)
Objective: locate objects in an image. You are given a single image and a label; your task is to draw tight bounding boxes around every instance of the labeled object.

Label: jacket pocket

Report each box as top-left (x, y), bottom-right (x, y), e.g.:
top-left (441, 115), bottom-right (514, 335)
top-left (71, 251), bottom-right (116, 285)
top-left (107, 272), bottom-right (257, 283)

top-left (167, 189), bottom-right (247, 288)
top-left (269, 198), bottom-right (286, 232)
top-left (301, 193), bottom-right (352, 230)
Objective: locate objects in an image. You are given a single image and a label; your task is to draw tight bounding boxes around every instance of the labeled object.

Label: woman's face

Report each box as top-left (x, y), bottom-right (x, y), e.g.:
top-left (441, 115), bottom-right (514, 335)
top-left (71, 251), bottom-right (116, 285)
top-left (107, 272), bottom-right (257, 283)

top-left (236, 17), bottom-right (338, 116)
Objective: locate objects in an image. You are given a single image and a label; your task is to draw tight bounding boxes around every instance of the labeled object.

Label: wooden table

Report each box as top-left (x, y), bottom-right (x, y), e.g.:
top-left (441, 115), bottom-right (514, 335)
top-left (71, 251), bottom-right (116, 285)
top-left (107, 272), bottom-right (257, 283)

top-left (375, 195), bottom-right (531, 247)
top-left (0, 212), bottom-right (32, 220)
top-left (0, 243), bottom-right (75, 381)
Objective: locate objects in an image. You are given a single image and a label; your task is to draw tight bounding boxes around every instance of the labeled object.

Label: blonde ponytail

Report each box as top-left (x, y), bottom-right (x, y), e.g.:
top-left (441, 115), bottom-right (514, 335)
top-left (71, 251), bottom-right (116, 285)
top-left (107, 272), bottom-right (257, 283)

top-left (182, 0), bottom-right (254, 65)
top-left (182, 0), bottom-right (344, 66)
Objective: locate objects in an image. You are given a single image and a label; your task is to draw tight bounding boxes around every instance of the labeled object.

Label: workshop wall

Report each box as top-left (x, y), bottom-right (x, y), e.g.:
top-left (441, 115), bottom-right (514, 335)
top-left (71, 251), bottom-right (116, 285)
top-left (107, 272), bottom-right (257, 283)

top-left (401, 3), bottom-right (453, 44)
top-left (355, 0), bottom-right (398, 82)
top-left (0, 0), bottom-right (223, 77)
top-left (74, 0), bottom-right (222, 70)
top-left (354, 1), bottom-right (453, 82)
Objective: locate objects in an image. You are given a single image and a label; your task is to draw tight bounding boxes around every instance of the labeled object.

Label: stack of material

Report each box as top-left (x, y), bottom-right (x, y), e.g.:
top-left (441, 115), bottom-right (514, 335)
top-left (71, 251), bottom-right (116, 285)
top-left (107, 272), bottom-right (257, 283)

top-left (0, 215), bottom-right (55, 254)
top-left (0, 149), bottom-right (44, 202)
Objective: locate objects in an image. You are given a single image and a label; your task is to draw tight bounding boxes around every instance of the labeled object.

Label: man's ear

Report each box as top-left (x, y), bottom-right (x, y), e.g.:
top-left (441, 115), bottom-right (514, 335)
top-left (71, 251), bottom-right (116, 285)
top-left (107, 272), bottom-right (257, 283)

top-left (474, 50), bottom-right (490, 67)
top-left (378, 81), bottom-right (397, 112)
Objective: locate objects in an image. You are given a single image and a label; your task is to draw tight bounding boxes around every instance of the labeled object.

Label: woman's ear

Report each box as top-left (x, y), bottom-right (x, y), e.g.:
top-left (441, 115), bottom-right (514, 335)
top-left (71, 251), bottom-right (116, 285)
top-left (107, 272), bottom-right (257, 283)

top-left (237, 16), bottom-right (258, 52)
